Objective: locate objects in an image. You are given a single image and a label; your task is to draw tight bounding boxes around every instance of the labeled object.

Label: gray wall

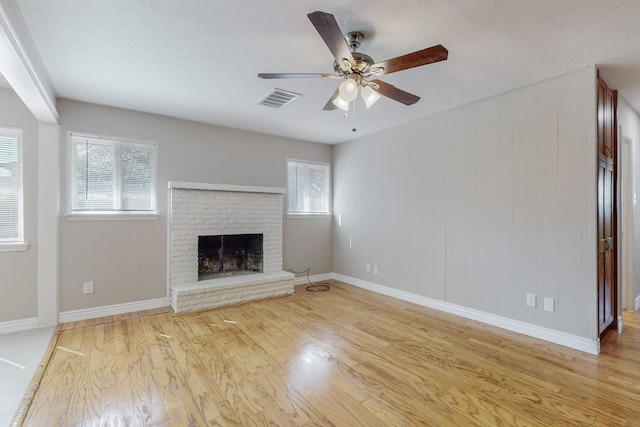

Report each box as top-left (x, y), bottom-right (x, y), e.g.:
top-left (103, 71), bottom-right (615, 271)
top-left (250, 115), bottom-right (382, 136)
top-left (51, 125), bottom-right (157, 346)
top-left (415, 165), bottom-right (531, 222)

top-left (57, 99), bottom-right (332, 312)
top-left (333, 67), bottom-right (598, 340)
top-left (0, 65), bottom-right (613, 344)
top-left (617, 96), bottom-right (640, 308)
top-left (0, 88), bottom-right (39, 322)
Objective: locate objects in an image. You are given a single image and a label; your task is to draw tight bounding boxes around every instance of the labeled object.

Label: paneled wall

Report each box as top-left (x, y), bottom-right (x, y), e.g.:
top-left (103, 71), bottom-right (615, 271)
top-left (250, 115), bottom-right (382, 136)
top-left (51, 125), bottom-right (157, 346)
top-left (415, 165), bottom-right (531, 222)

top-left (333, 66), bottom-right (597, 339)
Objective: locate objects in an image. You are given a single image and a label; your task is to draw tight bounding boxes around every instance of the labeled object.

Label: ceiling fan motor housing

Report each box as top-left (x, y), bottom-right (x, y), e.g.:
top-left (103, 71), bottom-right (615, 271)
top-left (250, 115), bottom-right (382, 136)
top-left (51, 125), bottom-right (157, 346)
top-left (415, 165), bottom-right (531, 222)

top-left (346, 31), bottom-right (364, 50)
top-left (333, 52), bottom-right (374, 75)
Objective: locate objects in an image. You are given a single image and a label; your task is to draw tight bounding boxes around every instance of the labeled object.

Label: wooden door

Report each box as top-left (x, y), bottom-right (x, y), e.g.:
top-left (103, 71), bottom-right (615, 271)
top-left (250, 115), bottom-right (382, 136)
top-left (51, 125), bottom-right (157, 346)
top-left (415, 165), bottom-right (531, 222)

top-left (597, 75), bottom-right (617, 335)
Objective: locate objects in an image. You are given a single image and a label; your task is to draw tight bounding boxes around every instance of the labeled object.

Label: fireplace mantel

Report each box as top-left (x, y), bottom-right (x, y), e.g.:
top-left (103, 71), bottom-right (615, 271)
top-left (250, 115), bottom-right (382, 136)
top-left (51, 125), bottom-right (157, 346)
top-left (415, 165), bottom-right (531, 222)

top-left (168, 181), bottom-right (285, 194)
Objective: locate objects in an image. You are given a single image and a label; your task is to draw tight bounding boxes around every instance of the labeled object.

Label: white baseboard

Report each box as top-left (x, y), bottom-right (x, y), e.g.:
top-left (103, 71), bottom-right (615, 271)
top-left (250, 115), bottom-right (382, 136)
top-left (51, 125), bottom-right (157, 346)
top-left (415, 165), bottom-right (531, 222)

top-left (59, 297), bottom-right (170, 323)
top-left (0, 317), bottom-right (39, 335)
top-left (292, 272), bottom-right (334, 286)
top-left (2, 274), bottom-right (605, 355)
top-left (334, 274), bottom-right (599, 355)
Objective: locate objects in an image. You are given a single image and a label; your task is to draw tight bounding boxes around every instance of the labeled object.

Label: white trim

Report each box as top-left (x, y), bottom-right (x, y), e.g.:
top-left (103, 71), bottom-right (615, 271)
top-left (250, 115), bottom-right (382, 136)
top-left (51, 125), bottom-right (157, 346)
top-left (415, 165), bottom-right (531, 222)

top-left (69, 131), bottom-right (158, 147)
top-left (334, 274), bottom-right (600, 355)
top-left (0, 0), bottom-right (58, 123)
top-left (59, 297), bottom-right (169, 323)
top-left (168, 181), bottom-right (285, 194)
top-left (1, 273), bottom-right (605, 355)
top-left (0, 242), bottom-right (28, 252)
top-left (287, 214), bottom-right (332, 219)
top-left (292, 273), bottom-right (334, 286)
top-left (635, 295), bottom-right (640, 311)
top-left (167, 187), bottom-right (173, 301)
top-left (65, 213), bottom-right (159, 221)
top-left (37, 122), bottom-right (59, 327)
top-left (617, 315), bottom-right (624, 334)
top-left (0, 317), bottom-right (38, 335)
top-left (620, 133), bottom-right (635, 312)
top-left (586, 66), bottom-right (599, 340)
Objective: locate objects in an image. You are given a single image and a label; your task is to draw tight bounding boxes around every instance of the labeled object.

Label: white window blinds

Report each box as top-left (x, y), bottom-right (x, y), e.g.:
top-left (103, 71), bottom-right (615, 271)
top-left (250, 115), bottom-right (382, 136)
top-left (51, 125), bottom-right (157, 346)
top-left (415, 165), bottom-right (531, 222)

top-left (70, 133), bottom-right (157, 213)
top-left (287, 160), bottom-right (331, 215)
top-left (0, 127), bottom-right (23, 242)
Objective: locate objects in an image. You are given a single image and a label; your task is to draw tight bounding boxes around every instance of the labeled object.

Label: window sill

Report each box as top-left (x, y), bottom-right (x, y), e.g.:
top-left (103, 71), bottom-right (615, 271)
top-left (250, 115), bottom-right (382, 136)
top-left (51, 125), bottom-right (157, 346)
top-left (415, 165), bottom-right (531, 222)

top-left (287, 213), bottom-right (332, 219)
top-left (0, 242), bottom-right (29, 252)
top-left (65, 213), bottom-right (159, 221)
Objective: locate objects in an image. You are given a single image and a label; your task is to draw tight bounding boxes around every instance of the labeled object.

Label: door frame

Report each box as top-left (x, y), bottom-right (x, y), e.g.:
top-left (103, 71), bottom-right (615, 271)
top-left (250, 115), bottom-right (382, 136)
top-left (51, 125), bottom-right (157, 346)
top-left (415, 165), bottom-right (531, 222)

top-left (619, 132), bottom-right (635, 314)
top-left (597, 74), bottom-right (618, 337)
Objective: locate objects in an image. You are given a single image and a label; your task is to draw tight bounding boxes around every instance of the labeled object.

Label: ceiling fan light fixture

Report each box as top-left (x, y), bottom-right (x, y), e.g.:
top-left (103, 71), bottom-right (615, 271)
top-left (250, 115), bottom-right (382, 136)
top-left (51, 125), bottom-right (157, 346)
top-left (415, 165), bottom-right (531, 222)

top-left (332, 95), bottom-right (350, 111)
top-left (259, 11), bottom-right (449, 112)
top-left (361, 85), bottom-right (381, 108)
top-left (338, 78), bottom-right (359, 101)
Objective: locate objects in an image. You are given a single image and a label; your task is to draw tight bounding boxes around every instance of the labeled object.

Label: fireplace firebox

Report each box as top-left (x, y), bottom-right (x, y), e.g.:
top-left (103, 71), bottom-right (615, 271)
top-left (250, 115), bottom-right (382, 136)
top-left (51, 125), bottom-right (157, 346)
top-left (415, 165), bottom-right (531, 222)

top-left (198, 233), bottom-right (263, 280)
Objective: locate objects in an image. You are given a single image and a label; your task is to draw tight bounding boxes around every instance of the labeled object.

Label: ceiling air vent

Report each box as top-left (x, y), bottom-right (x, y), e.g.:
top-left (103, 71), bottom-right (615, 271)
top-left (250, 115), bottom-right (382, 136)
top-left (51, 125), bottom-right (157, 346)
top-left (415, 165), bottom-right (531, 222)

top-left (258, 88), bottom-right (301, 109)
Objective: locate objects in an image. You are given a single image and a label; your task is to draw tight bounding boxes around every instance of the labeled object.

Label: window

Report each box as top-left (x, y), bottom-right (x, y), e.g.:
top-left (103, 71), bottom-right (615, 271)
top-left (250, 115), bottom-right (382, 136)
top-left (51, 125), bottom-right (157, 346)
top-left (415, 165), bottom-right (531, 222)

top-left (69, 133), bottom-right (157, 214)
top-left (0, 126), bottom-right (23, 242)
top-left (287, 159), bottom-right (330, 215)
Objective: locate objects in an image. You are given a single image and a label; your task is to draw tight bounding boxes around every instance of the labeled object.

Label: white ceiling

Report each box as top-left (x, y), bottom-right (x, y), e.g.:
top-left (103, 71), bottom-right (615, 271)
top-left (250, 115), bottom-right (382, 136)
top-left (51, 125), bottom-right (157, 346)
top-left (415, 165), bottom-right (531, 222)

top-left (11, 0), bottom-right (640, 144)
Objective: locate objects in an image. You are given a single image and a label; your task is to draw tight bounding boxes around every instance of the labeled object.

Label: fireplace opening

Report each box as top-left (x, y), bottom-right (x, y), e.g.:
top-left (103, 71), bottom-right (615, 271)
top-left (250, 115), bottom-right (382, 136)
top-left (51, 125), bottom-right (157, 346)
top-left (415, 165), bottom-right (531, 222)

top-left (198, 233), bottom-right (263, 280)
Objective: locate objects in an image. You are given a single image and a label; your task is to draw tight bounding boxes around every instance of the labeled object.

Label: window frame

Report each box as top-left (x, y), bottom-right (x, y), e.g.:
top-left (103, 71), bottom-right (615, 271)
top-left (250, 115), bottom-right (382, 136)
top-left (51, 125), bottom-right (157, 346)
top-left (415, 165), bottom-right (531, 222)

top-left (0, 125), bottom-right (25, 250)
top-left (66, 132), bottom-right (158, 220)
top-left (286, 158), bottom-right (332, 218)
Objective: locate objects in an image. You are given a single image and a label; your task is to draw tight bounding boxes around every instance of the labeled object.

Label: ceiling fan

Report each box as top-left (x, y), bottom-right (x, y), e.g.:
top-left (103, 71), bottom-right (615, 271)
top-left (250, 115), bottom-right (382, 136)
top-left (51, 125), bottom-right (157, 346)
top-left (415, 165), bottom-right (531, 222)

top-left (258, 11), bottom-right (448, 111)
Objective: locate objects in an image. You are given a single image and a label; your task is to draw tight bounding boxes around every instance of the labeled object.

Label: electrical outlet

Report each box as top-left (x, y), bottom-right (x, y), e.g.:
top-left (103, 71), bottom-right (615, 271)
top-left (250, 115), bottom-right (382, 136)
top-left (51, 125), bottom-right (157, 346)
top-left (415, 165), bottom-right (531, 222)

top-left (373, 266), bottom-right (379, 275)
top-left (83, 281), bottom-right (94, 294)
top-left (366, 263), bottom-right (371, 273)
top-left (544, 297), bottom-right (555, 312)
top-left (526, 293), bottom-right (536, 308)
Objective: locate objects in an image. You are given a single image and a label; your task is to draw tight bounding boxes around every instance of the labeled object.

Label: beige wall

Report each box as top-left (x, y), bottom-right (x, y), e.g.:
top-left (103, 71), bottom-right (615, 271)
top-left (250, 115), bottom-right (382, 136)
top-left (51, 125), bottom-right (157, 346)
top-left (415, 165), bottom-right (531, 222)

top-left (57, 99), bottom-right (332, 312)
top-left (333, 67), bottom-right (598, 340)
top-left (0, 88), bottom-right (39, 322)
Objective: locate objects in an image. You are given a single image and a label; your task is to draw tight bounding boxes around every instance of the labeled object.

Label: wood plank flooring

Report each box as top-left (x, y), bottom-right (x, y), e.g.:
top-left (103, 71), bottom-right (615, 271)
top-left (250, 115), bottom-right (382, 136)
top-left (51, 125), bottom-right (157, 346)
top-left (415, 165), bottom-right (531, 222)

top-left (17, 281), bottom-right (640, 426)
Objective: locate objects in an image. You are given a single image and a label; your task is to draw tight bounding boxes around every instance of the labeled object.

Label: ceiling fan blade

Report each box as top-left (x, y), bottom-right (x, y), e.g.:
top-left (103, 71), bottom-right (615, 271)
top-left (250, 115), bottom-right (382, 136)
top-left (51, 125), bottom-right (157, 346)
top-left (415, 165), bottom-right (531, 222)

top-left (370, 45), bottom-right (448, 76)
top-left (323, 88), bottom-right (340, 110)
top-left (370, 79), bottom-right (420, 106)
top-left (258, 73), bottom-right (335, 79)
top-left (307, 11), bottom-right (354, 69)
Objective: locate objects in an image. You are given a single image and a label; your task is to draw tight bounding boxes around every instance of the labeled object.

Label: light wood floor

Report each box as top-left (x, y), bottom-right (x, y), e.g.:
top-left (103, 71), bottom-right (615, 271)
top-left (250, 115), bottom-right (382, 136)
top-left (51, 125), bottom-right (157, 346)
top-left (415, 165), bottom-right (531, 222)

top-left (15, 281), bottom-right (640, 426)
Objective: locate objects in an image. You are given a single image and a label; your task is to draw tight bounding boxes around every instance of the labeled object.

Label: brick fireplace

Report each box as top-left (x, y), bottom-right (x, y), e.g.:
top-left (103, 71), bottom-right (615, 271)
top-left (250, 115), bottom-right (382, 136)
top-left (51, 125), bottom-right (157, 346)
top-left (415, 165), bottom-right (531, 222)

top-left (167, 182), bottom-right (294, 314)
